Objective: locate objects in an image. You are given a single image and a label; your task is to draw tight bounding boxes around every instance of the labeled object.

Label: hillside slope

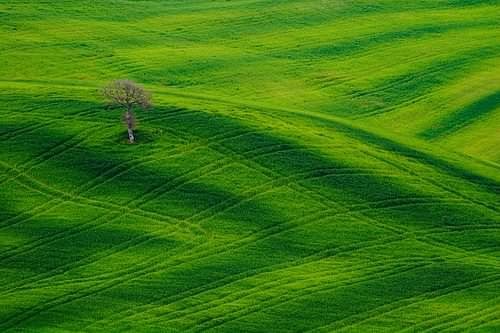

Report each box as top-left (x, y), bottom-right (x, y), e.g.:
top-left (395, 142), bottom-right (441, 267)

top-left (1, 0), bottom-right (499, 332)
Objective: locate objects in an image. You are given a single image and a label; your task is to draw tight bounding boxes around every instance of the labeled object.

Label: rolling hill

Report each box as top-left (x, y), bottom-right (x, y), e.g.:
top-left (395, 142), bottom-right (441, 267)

top-left (1, 0), bottom-right (499, 332)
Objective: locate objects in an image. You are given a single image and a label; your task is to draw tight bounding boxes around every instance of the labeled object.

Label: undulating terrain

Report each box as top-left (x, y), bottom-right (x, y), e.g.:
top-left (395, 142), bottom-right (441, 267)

top-left (1, 0), bottom-right (499, 332)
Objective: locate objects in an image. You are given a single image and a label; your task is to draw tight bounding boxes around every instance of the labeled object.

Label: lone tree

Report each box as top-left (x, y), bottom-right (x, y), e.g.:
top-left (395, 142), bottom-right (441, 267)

top-left (103, 79), bottom-right (151, 143)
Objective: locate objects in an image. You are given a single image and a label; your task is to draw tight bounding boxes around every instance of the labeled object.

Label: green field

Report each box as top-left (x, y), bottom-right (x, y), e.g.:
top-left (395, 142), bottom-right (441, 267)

top-left (1, 0), bottom-right (499, 332)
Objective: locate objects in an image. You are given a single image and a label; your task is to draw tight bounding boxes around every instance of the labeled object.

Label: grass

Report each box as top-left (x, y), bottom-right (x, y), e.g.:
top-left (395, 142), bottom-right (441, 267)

top-left (0, 0), bottom-right (499, 332)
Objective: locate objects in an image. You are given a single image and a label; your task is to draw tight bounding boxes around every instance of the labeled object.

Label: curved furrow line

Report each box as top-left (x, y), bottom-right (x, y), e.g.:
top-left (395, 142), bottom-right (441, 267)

top-left (357, 195), bottom-right (466, 209)
top-left (5, 110), bottom-right (107, 125)
top-left (139, 257), bottom-right (430, 329)
top-left (128, 156), bottom-right (235, 209)
top-left (397, 291), bottom-right (500, 332)
top-left (335, 196), bottom-right (499, 267)
top-left (200, 133), bottom-right (437, 216)
top-left (331, 201), bottom-right (478, 239)
top-left (238, 145), bottom-right (319, 161)
top-left (143, 108), bottom-right (201, 123)
top-left (183, 126), bottom-right (277, 153)
top-left (202, 126), bottom-right (272, 144)
top-left (366, 200), bottom-right (472, 212)
top-left (354, 90), bottom-right (435, 119)
top-left (185, 192), bottom-right (492, 293)
top-left (0, 153), bottom-right (213, 265)
top-left (5, 213), bottom-right (406, 332)
top-left (12, 101), bottom-right (100, 122)
top-left (67, 105), bottom-right (107, 118)
top-left (69, 150), bottom-right (167, 195)
top-left (3, 206), bottom-right (342, 303)
top-left (415, 297), bottom-right (500, 333)
top-left (131, 182), bottom-right (474, 306)
top-left (0, 191), bottom-right (62, 229)
top-left (343, 40), bottom-right (433, 74)
top-left (0, 140), bottom-right (250, 288)
top-left (0, 203), bottom-right (205, 297)
top-left (0, 175), bottom-right (74, 230)
top-left (71, 123), bottom-right (267, 197)
top-left (435, 301), bottom-right (500, 332)
top-left (0, 164), bottom-right (206, 246)
top-left (188, 167), bottom-right (448, 229)
top-left (1, 113), bottom-right (107, 132)
top-left (9, 98), bottom-right (70, 113)
top-left (415, 233), bottom-right (500, 268)
top-left (84, 236), bottom-right (410, 330)
top-left (5, 169), bottom-right (490, 330)
top-left (0, 120), bottom-right (61, 171)
top-left (0, 210), bottom-right (118, 262)
top-left (192, 263), bottom-right (433, 332)
top-left (473, 318), bottom-right (500, 332)
top-left (1, 124), bottom-right (112, 188)
top-left (0, 229), bottom-right (203, 299)
top-left (0, 75), bottom-right (496, 330)
top-left (95, 57), bottom-right (149, 78)
top-left (86, 146), bottom-right (205, 198)
top-left (0, 170), bottom-right (121, 230)
top-left (186, 168), bottom-right (342, 223)
top-left (237, 142), bottom-right (332, 162)
top-left (0, 264), bottom-right (179, 331)
top-left (2, 135), bottom-right (488, 298)
top-left (0, 148), bottom-right (166, 231)
top-left (0, 121), bottom-right (51, 140)
top-left (350, 47), bottom-right (490, 120)
top-left (148, 192), bottom-right (414, 275)
top-left (309, 274), bottom-right (500, 332)
top-left (365, 146), bottom-right (499, 190)
top-left (357, 211), bottom-right (500, 268)
top-left (0, 141), bottom-right (238, 274)
top-left (15, 124), bottom-right (111, 169)
top-left (208, 140), bottom-right (465, 240)
top-left (413, 224), bottom-right (500, 236)
top-left (359, 148), bottom-right (499, 213)
top-left (346, 46), bottom-right (497, 103)
top-left (200, 84), bottom-right (499, 199)
top-left (202, 140), bottom-right (343, 209)
top-left (444, 303), bottom-right (500, 333)
top-left (107, 60), bottom-right (151, 78)
top-left (3, 237), bottom-right (202, 293)
top-left (0, 194), bottom-right (201, 290)
top-left (365, 217), bottom-right (498, 269)
top-left (475, 245), bottom-right (500, 257)
top-left (122, 138), bottom-right (327, 216)
top-left (0, 208), bottom-right (235, 327)
top-left (0, 154), bottom-right (206, 232)
top-left (316, 47), bottom-right (435, 100)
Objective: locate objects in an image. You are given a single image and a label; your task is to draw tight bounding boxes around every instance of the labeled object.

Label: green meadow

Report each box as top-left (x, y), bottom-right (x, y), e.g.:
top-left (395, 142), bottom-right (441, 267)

top-left (1, 0), bottom-right (499, 331)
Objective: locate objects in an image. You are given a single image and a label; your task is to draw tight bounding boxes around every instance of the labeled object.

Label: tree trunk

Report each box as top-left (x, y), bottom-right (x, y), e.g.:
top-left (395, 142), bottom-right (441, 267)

top-left (125, 110), bottom-right (135, 143)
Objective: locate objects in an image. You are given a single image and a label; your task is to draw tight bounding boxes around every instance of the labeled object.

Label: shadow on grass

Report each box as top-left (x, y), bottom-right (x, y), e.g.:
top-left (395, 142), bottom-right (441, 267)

top-left (419, 90), bottom-right (500, 139)
top-left (0, 101), bottom-right (498, 331)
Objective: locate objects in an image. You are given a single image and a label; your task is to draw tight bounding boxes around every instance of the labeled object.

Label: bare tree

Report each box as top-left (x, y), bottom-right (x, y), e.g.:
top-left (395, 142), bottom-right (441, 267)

top-left (102, 79), bottom-right (151, 143)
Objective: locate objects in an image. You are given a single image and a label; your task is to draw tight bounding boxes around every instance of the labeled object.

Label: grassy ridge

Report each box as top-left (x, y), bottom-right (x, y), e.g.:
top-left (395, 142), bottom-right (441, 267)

top-left (3, 0), bottom-right (498, 160)
top-left (1, 0), bottom-right (499, 332)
